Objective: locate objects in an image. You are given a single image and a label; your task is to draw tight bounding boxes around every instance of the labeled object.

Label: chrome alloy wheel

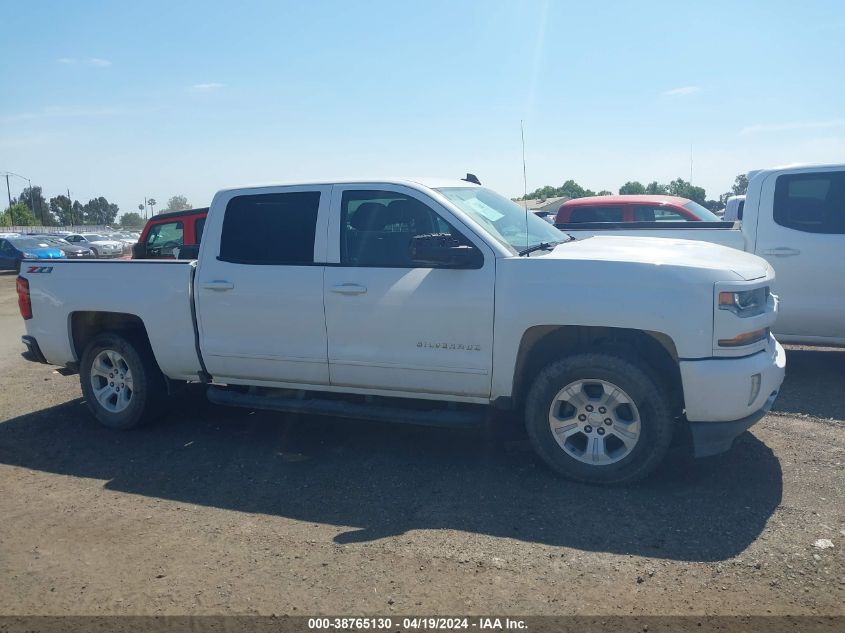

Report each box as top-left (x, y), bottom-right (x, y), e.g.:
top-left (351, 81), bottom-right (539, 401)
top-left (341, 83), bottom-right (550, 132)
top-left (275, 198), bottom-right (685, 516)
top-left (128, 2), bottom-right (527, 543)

top-left (548, 379), bottom-right (641, 465)
top-left (89, 349), bottom-right (134, 413)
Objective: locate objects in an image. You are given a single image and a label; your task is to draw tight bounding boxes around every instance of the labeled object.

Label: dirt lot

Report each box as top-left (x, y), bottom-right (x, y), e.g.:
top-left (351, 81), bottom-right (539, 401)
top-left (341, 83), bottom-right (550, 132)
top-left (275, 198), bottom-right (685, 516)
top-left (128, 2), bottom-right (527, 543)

top-left (0, 271), bottom-right (842, 616)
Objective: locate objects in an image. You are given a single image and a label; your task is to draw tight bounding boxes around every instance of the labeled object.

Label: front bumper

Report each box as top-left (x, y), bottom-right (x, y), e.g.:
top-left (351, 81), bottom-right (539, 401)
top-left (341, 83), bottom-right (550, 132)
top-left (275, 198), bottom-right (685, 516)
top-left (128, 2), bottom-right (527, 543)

top-left (689, 391), bottom-right (778, 457)
top-left (680, 338), bottom-right (786, 457)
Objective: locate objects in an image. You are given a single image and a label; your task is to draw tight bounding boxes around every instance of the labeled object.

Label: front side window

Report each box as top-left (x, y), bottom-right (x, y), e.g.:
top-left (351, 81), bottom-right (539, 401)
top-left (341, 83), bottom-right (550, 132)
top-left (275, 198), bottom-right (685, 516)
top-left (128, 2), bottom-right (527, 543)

top-left (146, 221), bottom-right (184, 255)
top-left (341, 190), bottom-right (468, 267)
top-left (774, 171), bottom-right (845, 234)
top-left (220, 191), bottom-right (320, 264)
top-left (634, 206), bottom-right (689, 222)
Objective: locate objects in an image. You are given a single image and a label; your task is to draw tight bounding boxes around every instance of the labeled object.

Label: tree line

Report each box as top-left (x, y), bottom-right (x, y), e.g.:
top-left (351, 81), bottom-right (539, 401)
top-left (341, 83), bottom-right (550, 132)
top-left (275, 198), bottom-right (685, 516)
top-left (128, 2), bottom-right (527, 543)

top-left (521, 174), bottom-right (750, 212)
top-left (1, 188), bottom-right (193, 228)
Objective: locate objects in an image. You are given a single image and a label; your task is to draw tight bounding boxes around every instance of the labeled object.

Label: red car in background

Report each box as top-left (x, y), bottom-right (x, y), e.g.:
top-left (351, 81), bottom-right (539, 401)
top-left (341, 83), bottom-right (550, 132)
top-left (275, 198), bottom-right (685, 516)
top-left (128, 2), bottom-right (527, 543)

top-left (555, 195), bottom-right (720, 224)
top-left (132, 207), bottom-right (208, 259)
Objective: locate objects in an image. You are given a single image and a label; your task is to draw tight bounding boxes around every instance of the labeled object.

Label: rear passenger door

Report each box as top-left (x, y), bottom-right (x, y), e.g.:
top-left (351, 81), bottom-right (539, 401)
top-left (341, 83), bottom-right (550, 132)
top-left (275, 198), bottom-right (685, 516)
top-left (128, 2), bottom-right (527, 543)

top-left (196, 186), bottom-right (332, 385)
top-left (322, 185), bottom-right (496, 398)
top-left (754, 168), bottom-right (845, 340)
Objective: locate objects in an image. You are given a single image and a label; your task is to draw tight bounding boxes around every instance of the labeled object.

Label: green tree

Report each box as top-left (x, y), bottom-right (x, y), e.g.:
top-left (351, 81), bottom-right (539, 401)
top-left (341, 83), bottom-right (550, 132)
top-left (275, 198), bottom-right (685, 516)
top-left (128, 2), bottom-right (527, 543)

top-left (644, 181), bottom-right (669, 195)
top-left (667, 177), bottom-right (707, 204)
top-left (71, 201), bottom-right (85, 225)
top-left (49, 195), bottom-right (74, 226)
top-left (120, 212), bottom-right (145, 228)
top-left (15, 185), bottom-right (54, 225)
top-left (524, 180), bottom-right (596, 200)
top-left (164, 195), bottom-right (192, 212)
top-left (618, 181), bottom-right (646, 195)
top-left (82, 197), bottom-right (120, 225)
top-left (596, 190), bottom-right (612, 196)
top-left (2, 202), bottom-right (38, 226)
top-left (732, 174), bottom-right (749, 196)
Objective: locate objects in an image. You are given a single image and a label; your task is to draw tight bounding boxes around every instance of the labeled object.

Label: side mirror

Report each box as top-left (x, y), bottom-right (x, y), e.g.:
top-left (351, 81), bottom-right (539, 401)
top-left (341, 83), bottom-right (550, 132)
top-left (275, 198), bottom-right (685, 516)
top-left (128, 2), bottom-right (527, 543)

top-left (131, 243), bottom-right (146, 259)
top-left (409, 233), bottom-right (481, 269)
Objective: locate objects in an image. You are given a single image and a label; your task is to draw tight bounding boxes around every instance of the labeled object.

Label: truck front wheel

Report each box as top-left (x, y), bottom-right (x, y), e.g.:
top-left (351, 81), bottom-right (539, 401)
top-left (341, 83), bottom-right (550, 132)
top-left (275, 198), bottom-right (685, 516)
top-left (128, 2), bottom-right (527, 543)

top-left (79, 332), bottom-right (166, 429)
top-left (524, 353), bottom-right (674, 485)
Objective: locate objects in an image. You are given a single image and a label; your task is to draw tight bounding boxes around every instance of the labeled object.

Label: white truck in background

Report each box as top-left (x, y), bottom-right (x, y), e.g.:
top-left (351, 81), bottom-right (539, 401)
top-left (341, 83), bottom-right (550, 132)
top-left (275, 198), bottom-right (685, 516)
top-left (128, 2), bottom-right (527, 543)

top-left (556, 164), bottom-right (845, 347)
top-left (18, 177), bottom-right (785, 485)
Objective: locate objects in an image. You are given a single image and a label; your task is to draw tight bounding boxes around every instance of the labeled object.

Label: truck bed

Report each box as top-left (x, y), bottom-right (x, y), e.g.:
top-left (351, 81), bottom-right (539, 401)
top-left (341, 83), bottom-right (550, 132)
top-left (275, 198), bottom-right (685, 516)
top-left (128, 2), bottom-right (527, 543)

top-left (21, 259), bottom-right (203, 380)
top-left (555, 221), bottom-right (748, 251)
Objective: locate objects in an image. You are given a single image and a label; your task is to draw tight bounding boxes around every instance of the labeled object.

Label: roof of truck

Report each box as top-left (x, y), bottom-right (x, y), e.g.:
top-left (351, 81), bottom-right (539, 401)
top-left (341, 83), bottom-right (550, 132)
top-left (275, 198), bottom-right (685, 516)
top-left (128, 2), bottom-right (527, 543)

top-left (215, 177), bottom-right (481, 195)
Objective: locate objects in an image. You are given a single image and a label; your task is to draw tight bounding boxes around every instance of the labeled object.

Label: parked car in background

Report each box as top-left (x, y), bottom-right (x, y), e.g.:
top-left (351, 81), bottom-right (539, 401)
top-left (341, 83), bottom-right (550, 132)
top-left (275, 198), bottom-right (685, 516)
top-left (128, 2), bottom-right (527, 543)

top-left (132, 208), bottom-right (208, 259)
top-left (555, 195), bottom-right (721, 224)
top-left (31, 235), bottom-right (96, 259)
top-left (0, 236), bottom-right (65, 271)
top-left (723, 195), bottom-right (746, 222)
top-left (64, 233), bottom-right (125, 258)
top-left (553, 164), bottom-right (845, 346)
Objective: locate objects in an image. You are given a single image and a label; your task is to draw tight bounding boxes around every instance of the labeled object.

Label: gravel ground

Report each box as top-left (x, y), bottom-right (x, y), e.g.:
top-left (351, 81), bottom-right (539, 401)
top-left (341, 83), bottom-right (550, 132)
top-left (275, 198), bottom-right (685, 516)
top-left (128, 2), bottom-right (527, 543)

top-left (0, 271), bottom-right (842, 616)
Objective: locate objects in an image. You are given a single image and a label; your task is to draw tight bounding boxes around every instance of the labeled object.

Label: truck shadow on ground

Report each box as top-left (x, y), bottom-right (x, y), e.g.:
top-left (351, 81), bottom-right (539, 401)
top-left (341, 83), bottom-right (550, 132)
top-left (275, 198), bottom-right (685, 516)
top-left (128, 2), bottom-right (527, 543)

top-left (0, 390), bottom-right (782, 563)
top-left (774, 348), bottom-right (845, 421)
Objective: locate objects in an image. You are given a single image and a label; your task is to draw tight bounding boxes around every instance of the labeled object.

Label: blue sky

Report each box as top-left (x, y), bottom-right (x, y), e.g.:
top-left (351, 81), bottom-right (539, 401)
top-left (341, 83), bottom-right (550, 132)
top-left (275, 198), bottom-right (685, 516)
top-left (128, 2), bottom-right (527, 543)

top-left (2, 0), bottom-right (844, 217)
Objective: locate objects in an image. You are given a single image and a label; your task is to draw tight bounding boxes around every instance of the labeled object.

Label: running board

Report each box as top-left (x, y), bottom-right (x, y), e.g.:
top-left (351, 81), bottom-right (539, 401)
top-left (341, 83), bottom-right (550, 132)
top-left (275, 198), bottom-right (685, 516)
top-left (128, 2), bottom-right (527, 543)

top-left (206, 386), bottom-right (486, 428)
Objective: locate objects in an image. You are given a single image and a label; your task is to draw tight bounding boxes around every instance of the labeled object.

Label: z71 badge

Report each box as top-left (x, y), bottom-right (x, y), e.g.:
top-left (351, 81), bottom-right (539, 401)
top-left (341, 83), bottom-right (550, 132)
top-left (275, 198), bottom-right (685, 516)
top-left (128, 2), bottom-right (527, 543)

top-left (26, 266), bottom-right (54, 274)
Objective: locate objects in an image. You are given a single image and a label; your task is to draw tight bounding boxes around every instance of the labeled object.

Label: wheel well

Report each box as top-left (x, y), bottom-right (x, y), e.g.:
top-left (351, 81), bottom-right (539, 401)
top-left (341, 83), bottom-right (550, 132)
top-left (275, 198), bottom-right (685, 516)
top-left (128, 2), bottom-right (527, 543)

top-left (512, 325), bottom-right (683, 412)
top-left (70, 311), bottom-right (150, 360)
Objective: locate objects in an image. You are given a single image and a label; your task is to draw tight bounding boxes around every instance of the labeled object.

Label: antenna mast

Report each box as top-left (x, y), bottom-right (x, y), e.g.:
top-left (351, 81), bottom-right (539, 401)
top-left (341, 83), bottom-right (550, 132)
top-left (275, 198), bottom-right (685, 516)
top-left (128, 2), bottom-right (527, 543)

top-left (521, 120), bottom-right (529, 210)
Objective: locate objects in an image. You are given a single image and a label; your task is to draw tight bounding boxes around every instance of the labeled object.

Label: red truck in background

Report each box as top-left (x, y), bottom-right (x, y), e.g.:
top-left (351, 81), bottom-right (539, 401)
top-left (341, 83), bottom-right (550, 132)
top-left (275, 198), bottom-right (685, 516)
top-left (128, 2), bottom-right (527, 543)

top-left (555, 195), bottom-right (720, 224)
top-left (132, 208), bottom-right (208, 259)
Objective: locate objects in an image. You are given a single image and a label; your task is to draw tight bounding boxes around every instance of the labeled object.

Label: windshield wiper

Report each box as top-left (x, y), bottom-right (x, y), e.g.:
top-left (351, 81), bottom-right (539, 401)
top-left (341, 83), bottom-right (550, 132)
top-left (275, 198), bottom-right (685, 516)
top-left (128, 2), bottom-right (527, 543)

top-left (518, 240), bottom-right (563, 257)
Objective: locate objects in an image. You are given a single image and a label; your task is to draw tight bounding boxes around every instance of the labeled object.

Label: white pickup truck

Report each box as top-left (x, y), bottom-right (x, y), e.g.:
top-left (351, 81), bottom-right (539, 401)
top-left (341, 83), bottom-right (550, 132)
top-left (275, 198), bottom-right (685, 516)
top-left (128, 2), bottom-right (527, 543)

top-left (556, 163), bottom-right (845, 346)
top-left (18, 177), bottom-right (785, 484)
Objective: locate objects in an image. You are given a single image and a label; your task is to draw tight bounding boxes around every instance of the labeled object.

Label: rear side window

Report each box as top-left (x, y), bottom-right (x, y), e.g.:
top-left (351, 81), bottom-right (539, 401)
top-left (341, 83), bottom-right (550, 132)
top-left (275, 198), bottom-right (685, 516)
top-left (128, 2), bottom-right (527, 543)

top-left (774, 172), bottom-right (845, 234)
top-left (220, 192), bottom-right (320, 264)
top-left (195, 217), bottom-right (206, 244)
top-left (566, 206), bottom-right (625, 223)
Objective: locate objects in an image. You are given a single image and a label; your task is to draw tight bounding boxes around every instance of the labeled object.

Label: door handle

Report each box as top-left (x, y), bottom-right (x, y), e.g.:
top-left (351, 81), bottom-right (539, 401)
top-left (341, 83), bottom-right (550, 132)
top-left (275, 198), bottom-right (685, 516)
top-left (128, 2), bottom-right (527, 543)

top-left (331, 283), bottom-right (367, 295)
top-left (200, 280), bottom-right (235, 291)
top-left (761, 247), bottom-right (800, 257)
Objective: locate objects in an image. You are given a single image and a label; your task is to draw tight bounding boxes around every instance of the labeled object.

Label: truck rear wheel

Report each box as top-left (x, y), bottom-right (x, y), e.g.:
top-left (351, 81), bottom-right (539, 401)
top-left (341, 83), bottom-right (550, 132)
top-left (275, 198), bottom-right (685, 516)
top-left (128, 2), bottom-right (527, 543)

top-left (524, 353), bottom-right (674, 485)
top-left (79, 332), bottom-right (166, 429)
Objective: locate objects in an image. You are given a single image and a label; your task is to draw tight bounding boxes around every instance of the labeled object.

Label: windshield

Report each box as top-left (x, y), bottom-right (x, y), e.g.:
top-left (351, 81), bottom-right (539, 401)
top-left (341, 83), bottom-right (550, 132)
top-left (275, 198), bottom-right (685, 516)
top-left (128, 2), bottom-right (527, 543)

top-left (9, 238), bottom-right (51, 250)
top-left (83, 234), bottom-right (107, 241)
top-left (682, 201), bottom-right (720, 221)
top-left (437, 187), bottom-right (567, 253)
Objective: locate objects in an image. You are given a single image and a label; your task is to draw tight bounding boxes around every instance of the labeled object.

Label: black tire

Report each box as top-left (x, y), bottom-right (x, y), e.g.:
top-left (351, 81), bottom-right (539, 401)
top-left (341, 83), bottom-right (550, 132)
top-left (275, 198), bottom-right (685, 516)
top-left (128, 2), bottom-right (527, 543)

top-left (79, 332), bottom-right (166, 429)
top-left (14, 259), bottom-right (21, 273)
top-left (524, 353), bottom-right (674, 485)
top-left (90, 247), bottom-right (99, 258)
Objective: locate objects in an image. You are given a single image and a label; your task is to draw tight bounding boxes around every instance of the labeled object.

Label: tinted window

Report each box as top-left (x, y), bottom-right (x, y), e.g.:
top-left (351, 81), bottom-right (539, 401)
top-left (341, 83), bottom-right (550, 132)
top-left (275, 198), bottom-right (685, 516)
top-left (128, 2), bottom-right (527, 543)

top-left (737, 200), bottom-right (745, 220)
top-left (220, 192), bottom-right (320, 264)
top-left (341, 190), bottom-right (467, 267)
top-left (145, 221), bottom-right (184, 256)
top-left (633, 206), bottom-right (688, 222)
top-left (195, 217), bottom-right (206, 244)
top-left (566, 206), bottom-right (625, 223)
top-left (774, 172), bottom-right (845, 234)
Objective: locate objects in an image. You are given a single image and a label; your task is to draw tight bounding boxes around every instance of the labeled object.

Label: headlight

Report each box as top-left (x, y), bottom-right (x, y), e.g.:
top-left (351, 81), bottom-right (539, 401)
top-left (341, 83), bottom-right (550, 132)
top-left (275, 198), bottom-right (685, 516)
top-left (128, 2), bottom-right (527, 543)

top-left (718, 287), bottom-right (768, 317)
top-left (22, 252), bottom-right (36, 258)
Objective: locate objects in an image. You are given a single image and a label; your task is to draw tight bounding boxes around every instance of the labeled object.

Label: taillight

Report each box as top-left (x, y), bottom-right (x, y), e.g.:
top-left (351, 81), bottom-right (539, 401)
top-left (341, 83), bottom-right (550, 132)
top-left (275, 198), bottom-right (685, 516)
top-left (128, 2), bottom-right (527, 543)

top-left (16, 276), bottom-right (32, 320)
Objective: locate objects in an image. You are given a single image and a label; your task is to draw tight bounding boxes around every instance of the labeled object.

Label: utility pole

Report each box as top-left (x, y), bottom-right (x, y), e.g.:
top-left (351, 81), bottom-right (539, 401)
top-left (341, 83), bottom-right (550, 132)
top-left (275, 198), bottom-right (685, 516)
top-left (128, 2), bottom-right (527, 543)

top-left (4, 174), bottom-right (10, 209)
